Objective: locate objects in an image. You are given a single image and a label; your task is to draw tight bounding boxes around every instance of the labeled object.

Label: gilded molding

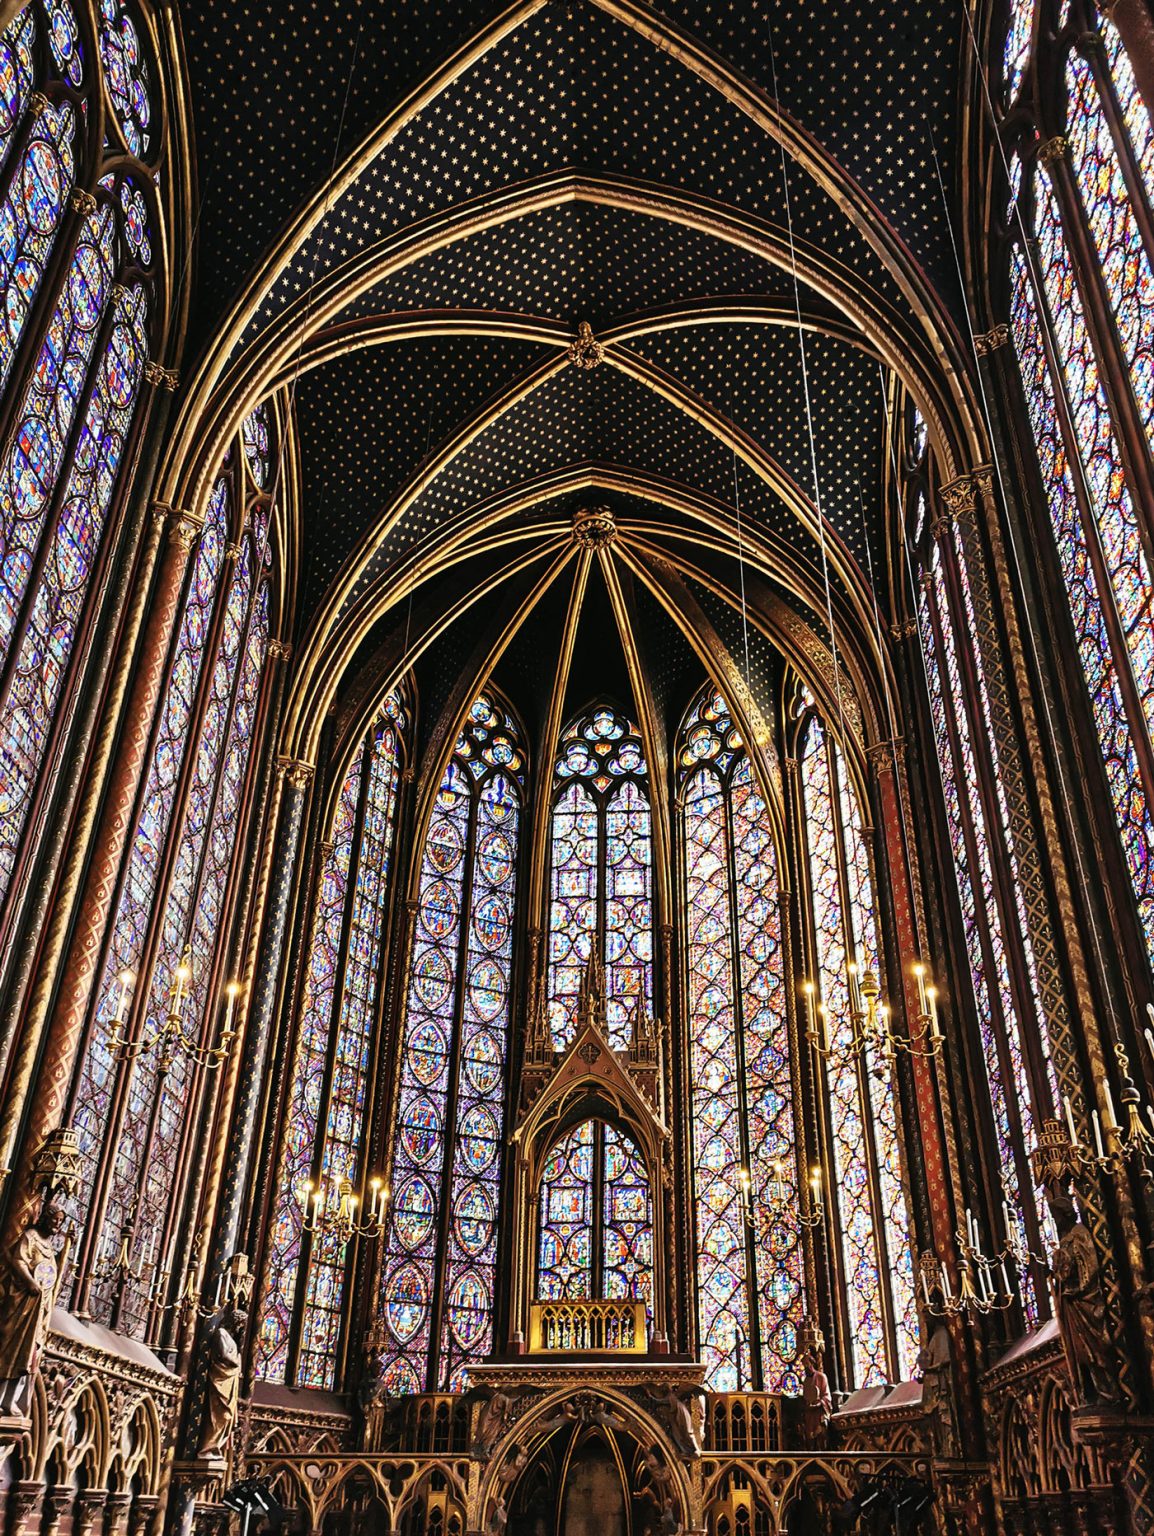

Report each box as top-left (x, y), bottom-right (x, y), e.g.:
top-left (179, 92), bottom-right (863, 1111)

top-left (974, 324), bottom-right (1010, 355)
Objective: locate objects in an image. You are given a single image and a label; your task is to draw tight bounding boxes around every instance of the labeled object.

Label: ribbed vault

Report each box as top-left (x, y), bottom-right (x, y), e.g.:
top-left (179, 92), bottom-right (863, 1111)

top-left (167, 0), bottom-right (987, 768)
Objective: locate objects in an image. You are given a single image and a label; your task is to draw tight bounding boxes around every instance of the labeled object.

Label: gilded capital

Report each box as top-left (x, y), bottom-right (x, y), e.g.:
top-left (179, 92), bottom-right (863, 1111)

top-left (166, 508), bottom-right (204, 551)
top-left (890, 618), bottom-right (918, 641)
top-left (276, 756), bottom-right (314, 790)
top-left (938, 474), bottom-right (978, 518)
top-left (223, 541), bottom-right (243, 563)
top-left (71, 188), bottom-right (97, 216)
top-left (143, 360), bottom-right (179, 390)
top-left (974, 323), bottom-right (1010, 355)
top-left (27, 92), bottom-right (49, 119)
top-left (267, 638), bottom-right (292, 662)
top-left (971, 465), bottom-right (996, 503)
top-left (1037, 135), bottom-right (1068, 167)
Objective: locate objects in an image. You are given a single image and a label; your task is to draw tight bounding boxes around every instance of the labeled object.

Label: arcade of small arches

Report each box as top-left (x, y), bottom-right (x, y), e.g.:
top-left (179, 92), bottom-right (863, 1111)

top-left (0, 1), bottom-right (1154, 1535)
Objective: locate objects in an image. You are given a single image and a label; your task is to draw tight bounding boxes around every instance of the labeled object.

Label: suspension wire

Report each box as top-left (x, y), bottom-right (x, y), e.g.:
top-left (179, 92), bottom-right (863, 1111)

top-left (766, 22), bottom-right (849, 756)
top-left (928, 18), bottom-right (1127, 1054)
top-left (732, 428), bottom-right (753, 693)
top-left (879, 366), bottom-right (942, 963)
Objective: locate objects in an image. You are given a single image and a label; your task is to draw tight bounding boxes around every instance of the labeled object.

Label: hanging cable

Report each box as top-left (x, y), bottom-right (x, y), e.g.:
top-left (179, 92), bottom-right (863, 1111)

top-left (766, 21), bottom-right (849, 753)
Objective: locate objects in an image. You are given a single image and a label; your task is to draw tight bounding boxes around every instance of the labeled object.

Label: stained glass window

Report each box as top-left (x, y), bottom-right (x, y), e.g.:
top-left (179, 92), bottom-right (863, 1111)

top-left (680, 688), bottom-right (803, 1392)
top-left (535, 1119), bottom-right (652, 1310)
top-left (99, 0), bottom-right (151, 157)
top-left (242, 401), bottom-right (271, 489)
top-left (378, 694), bottom-right (522, 1395)
top-left (0, 11), bottom-right (35, 169)
top-left (69, 480), bottom-right (229, 1315)
top-left (1005, 113), bottom-right (1154, 966)
top-left (801, 708), bottom-right (917, 1386)
top-left (256, 692), bottom-right (406, 1387)
top-left (917, 534), bottom-right (1056, 1319)
top-left (547, 706), bottom-right (652, 1050)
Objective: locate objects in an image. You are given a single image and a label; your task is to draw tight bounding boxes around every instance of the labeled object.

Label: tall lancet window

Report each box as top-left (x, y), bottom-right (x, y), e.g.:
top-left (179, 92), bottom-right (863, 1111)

top-left (67, 409), bottom-right (275, 1336)
top-left (547, 705), bottom-right (653, 1051)
top-left (0, 1), bottom-right (161, 912)
top-left (679, 688), bottom-right (803, 1392)
top-left (799, 703), bottom-right (918, 1386)
top-left (910, 415), bottom-right (1055, 1320)
top-left (1003, 0), bottom-right (1154, 971)
top-left (256, 691), bottom-right (406, 1388)
top-left (377, 694), bottom-right (523, 1396)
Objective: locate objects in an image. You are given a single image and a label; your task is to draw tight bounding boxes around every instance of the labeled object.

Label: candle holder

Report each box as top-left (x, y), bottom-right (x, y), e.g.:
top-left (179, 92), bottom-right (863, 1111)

top-left (801, 959), bottom-right (945, 1073)
top-left (919, 1209), bottom-right (1014, 1320)
top-left (107, 953), bottom-right (241, 1073)
top-left (298, 1173), bottom-right (390, 1242)
top-left (738, 1161), bottom-right (824, 1236)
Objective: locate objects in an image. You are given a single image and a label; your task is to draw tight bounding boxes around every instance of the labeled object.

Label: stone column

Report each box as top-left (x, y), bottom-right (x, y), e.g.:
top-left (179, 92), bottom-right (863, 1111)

top-left (4, 505), bottom-right (203, 1237)
top-left (208, 758), bottom-right (314, 1275)
top-left (8, 1483), bottom-right (44, 1536)
top-left (74, 1490), bottom-right (108, 1536)
top-left (103, 1493), bottom-right (133, 1536)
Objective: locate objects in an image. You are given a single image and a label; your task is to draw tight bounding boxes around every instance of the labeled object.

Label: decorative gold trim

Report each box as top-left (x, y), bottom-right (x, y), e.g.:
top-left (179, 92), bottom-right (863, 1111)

top-left (276, 756), bottom-right (315, 790)
top-left (938, 474), bottom-right (978, 517)
top-left (567, 320), bottom-right (605, 369)
top-left (571, 503), bottom-right (616, 548)
top-left (974, 324), bottom-right (1010, 355)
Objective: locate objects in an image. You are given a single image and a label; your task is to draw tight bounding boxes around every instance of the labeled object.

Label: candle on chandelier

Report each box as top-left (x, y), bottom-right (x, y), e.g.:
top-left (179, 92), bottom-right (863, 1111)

top-left (223, 980), bottom-right (241, 1038)
top-left (1063, 1094), bottom-right (1080, 1150)
top-left (1092, 1110), bottom-right (1105, 1160)
top-left (803, 982), bottom-right (818, 1040)
top-left (926, 986), bottom-right (942, 1042)
top-left (913, 962), bottom-right (929, 1018)
top-left (1101, 1077), bottom-right (1118, 1134)
top-left (847, 960), bottom-right (863, 1017)
top-left (114, 970), bottom-right (134, 1025)
top-left (809, 1165), bottom-right (822, 1211)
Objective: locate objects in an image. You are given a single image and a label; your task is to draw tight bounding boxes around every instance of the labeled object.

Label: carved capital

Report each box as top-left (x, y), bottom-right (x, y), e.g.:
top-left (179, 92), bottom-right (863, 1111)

top-left (166, 508), bottom-right (204, 551)
top-left (974, 323), bottom-right (1010, 355)
top-left (938, 473), bottom-right (978, 517)
top-left (143, 361), bottom-right (179, 390)
top-left (929, 508), bottom-right (956, 541)
top-left (971, 464), bottom-right (996, 503)
top-left (1038, 134), bottom-right (1069, 166)
top-left (865, 738), bottom-right (904, 776)
top-left (70, 188), bottom-right (97, 216)
top-left (223, 541), bottom-right (242, 563)
top-left (276, 756), bottom-right (314, 790)
top-left (890, 617), bottom-right (918, 641)
top-left (266, 638), bottom-right (292, 662)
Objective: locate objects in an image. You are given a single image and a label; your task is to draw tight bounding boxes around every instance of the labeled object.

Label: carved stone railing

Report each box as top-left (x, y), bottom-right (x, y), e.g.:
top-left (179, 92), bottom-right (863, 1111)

top-left (528, 1298), bottom-right (647, 1354)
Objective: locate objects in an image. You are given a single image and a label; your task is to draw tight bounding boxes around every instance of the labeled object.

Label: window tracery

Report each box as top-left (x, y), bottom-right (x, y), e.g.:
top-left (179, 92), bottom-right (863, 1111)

top-left (0, 2), bottom-right (162, 917)
top-left (547, 705), bottom-right (652, 1051)
top-left (679, 687), bottom-right (802, 1392)
top-left (799, 704), bottom-right (917, 1386)
top-left (257, 690), bottom-right (406, 1388)
top-left (376, 693), bottom-right (522, 1395)
top-left (1002, 0), bottom-right (1154, 974)
top-left (66, 406), bottom-right (274, 1333)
